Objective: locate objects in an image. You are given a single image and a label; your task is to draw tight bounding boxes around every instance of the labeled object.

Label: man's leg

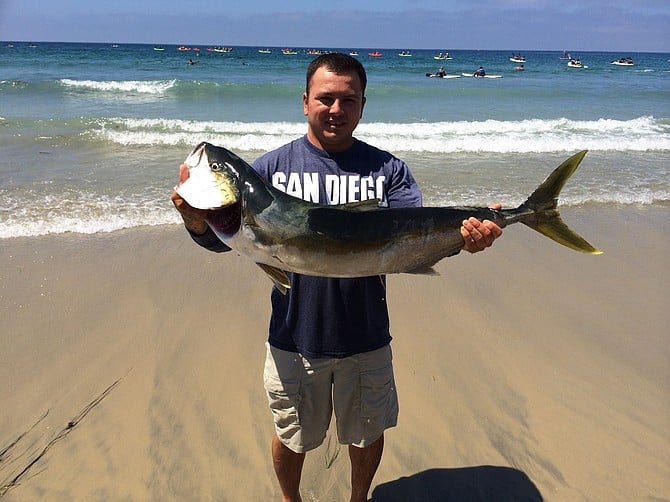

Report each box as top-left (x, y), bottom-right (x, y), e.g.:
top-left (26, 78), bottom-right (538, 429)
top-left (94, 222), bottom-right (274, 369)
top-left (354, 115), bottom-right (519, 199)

top-left (349, 434), bottom-right (384, 502)
top-left (272, 433), bottom-right (306, 502)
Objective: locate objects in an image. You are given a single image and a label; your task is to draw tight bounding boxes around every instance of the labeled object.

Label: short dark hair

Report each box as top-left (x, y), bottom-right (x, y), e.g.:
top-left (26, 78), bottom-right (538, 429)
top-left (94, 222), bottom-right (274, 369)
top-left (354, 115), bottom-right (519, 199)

top-left (305, 52), bottom-right (367, 96)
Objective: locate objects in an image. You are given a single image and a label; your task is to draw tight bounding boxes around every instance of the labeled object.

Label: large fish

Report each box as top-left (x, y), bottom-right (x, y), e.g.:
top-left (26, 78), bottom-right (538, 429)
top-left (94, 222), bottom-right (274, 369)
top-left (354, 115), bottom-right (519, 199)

top-left (176, 142), bottom-right (601, 293)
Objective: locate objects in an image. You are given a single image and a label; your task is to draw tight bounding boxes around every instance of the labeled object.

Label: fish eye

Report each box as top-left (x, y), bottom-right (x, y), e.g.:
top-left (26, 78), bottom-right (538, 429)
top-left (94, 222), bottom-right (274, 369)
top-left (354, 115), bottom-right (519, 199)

top-left (210, 162), bottom-right (222, 172)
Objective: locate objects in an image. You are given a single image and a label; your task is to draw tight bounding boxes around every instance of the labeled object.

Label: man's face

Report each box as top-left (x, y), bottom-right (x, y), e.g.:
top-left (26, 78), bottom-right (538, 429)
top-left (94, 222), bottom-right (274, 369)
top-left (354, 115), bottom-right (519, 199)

top-left (303, 67), bottom-right (366, 152)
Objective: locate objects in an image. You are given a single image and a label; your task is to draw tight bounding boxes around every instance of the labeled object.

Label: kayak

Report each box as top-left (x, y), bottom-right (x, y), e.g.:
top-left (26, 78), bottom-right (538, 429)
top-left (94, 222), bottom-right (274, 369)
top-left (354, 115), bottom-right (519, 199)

top-left (425, 73), bottom-right (461, 79)
top-left (461, 73), bottom-right (503, 79)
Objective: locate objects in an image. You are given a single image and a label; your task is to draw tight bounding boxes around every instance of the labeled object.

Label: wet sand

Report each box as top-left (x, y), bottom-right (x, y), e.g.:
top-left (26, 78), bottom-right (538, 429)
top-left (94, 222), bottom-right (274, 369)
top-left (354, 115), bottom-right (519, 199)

top-left (1, 206), bottom-right (668, 501)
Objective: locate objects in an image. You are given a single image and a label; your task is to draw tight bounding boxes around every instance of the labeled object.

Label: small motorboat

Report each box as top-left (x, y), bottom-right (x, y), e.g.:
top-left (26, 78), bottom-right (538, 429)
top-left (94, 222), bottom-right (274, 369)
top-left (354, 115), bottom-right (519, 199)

top-left (567, 58), bottom-right (586, 68)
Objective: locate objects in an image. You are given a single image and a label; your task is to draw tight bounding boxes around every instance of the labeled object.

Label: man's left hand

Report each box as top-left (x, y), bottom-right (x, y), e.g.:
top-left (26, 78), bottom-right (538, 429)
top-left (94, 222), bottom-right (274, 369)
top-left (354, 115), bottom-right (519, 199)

top-left (460, 204), bottom-right (503, 253)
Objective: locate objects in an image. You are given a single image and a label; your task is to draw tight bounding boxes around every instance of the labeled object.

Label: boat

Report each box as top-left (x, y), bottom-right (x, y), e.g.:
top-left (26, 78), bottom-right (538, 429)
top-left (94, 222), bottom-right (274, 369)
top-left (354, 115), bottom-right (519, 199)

top-left (258, 49), bottom-right (271, 54)
top-left (368, 51), bottom-right (383, 57)
top-left (398, 51), bottom-right (412, 57)
top-left (461, 72), bottom-right (503, 79)
top-left (510, 54), bottom-right (525, 63)
top-left (567, 58), bottom-right (587, 68)
top-left (425, 72), bottom-right (460, 79)
top-left (611, 57), bottom-right (634, 66)
top-left (153, 46), bottom-right (165, 51)
top-left (433, 52), bottom-right (452, 60)
top-left (282, 48), bottom-right (298, 55)
top-left (349, 51), bottom-right (358, 56)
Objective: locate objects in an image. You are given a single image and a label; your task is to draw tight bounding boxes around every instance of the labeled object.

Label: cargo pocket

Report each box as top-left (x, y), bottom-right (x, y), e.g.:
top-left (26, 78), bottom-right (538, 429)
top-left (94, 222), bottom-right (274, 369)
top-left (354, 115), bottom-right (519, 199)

top-left (359, 360), bottom-right (398, 437)
top-left (263, 347), bottom-right (303, 440)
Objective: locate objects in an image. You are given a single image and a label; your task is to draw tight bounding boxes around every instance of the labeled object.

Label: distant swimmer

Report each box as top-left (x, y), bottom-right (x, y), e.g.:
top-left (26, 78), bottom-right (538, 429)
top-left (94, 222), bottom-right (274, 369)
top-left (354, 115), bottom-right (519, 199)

top-left (187, 58), bottom-right (199, 65)
top-left (515, 64), bottom-right (524, 71)
top-left (473, 66), bottom-right (486, 77)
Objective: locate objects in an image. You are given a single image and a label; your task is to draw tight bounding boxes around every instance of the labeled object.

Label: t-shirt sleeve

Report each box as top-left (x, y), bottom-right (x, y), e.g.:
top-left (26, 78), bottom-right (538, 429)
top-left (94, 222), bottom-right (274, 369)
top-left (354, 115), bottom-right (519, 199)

top-left (386, 159), bottom-right (423, 209)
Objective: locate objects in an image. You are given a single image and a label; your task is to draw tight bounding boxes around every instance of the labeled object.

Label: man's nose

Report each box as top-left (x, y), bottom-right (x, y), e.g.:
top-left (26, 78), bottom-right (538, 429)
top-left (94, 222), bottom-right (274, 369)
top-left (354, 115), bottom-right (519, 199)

top-left (330, 99), bottom-right (343, 113)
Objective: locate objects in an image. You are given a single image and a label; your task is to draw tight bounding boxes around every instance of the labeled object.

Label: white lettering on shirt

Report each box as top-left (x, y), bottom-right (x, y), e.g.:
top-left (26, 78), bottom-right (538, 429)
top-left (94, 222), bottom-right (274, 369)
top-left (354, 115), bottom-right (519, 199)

top-left (272, 172), bottom-right (386, 205)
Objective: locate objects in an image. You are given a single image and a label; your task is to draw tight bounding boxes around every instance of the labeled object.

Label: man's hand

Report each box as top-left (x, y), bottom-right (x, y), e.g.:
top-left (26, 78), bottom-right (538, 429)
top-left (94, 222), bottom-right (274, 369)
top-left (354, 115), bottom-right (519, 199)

top-left (460, 204), bottom-right (503, 253)
top-left (171, 163), bottom-right (209, 235)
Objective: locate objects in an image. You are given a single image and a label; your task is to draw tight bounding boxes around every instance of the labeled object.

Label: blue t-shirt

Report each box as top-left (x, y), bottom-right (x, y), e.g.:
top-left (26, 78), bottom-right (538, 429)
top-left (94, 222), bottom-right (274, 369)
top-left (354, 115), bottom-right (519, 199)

top-left (252, 136), bottom-right (422, 358)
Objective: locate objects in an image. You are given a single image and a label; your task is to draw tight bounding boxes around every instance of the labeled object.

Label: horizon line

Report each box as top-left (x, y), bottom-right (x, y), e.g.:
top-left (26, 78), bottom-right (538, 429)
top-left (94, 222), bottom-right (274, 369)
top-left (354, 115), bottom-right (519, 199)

top-left (2, 40), bottom-right (668, 54)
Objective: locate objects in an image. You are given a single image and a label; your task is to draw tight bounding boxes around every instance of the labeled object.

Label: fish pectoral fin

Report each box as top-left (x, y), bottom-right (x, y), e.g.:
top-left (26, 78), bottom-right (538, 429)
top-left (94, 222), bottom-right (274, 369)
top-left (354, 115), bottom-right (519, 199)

top-left (256, 263), bottom-right (291, 294)
top-left (405, 265), bottom-right (440, 276)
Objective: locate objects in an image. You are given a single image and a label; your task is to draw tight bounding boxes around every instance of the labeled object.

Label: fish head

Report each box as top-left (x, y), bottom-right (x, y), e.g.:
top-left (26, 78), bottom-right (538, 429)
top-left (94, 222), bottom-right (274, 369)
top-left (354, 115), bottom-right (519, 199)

top-left (175, 142), bottom-right (241, 210)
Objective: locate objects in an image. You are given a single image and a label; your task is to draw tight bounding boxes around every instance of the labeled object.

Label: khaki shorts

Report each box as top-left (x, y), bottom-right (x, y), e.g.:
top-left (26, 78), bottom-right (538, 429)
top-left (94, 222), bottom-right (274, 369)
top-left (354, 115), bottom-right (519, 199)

top-left (263, 343), bottom-right (398, 453)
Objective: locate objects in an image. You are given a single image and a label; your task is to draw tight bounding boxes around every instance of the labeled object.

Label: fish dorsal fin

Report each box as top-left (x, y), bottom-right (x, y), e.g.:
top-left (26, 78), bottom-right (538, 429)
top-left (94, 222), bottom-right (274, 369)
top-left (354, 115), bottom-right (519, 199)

top-left (256, 263), bottom-right (291, 294)
top-left (340, 199), bottom-right (381, 211)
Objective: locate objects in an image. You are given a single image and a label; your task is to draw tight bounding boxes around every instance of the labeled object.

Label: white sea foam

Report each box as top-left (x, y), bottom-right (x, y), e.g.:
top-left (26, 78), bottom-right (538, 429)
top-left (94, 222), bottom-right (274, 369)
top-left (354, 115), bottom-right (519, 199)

top-left (0, 196), bottom-right (181, 238)
top-left (59, 79), bottom-right (177, 94)
top-left (91, 116), bottom-right (670, 153)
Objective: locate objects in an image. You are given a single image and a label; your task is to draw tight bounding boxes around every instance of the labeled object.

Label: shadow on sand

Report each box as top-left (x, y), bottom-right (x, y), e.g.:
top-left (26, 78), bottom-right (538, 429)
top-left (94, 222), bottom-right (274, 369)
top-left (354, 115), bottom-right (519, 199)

top-left (370, 465), bottom-right (543, 502)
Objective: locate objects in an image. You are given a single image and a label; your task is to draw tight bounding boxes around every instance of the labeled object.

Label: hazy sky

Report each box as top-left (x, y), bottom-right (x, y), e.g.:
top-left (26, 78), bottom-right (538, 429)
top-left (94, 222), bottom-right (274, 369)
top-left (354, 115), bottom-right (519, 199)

top-left (1, 0), bottom-right (668, 52)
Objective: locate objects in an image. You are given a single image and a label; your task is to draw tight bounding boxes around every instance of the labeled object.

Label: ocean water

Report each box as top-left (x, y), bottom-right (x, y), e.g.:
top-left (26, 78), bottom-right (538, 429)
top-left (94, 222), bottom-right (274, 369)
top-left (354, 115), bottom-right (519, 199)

top-left (0, 42), bottom-right (668, 238)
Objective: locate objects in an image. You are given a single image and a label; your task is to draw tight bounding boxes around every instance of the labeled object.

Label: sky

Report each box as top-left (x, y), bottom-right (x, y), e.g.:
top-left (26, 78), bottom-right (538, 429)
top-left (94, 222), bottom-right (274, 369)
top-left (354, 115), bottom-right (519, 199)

top-left (1, 0), bottom-right (668, 52)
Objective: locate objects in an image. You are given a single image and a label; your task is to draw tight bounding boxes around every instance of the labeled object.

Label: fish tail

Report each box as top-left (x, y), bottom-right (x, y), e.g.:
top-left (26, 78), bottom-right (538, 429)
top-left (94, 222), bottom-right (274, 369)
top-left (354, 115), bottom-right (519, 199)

top-left (518, 151), bottom-right (602, 254)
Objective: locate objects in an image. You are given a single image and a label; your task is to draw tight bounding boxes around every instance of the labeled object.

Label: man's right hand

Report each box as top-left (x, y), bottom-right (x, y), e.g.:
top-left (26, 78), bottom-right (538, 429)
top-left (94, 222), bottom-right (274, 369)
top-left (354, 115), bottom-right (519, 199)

top-left (171, 163), bottom-right (209, 235)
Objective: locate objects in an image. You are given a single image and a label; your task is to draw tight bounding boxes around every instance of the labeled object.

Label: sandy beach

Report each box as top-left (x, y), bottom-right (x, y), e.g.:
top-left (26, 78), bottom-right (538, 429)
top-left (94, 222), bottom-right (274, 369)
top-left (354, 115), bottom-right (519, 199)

top-left (1, 206), bottom-right (668, 501)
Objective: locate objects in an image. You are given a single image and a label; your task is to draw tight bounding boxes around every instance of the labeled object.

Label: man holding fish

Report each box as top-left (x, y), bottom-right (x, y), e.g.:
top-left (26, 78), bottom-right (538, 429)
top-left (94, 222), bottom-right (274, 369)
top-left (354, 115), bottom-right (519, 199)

top-left (172, 53), bottom-right (502, 502)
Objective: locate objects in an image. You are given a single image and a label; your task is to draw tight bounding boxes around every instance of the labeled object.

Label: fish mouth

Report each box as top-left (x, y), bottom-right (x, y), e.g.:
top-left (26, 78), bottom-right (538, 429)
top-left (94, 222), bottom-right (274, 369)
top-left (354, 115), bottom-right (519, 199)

top-left (185, 141), bottom-right (208, 168)
top-left (176, 142), bottom-right (241, 210)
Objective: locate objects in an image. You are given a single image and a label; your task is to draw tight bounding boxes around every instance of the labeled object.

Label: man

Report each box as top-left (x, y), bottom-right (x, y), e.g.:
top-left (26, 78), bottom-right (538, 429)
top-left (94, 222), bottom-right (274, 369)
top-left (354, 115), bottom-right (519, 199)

top-left (473, 66), bottom-right (486, 77)
top-left (171, 53), bottom-right (502, 502)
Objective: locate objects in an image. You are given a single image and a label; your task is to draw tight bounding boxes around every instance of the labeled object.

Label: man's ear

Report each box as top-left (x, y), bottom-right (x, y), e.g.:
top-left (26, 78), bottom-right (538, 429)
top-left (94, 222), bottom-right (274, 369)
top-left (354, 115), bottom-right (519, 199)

top-left (303, 92), bottom-right (309, 116)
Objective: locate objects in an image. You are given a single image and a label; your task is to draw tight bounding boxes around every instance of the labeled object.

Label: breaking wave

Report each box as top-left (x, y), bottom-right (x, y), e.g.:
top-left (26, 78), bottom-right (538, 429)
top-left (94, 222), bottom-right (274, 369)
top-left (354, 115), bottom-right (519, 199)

top-left (90, 116), bottom-right (670, 153)
top-left (59, 78), bottom-right (177, 94)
